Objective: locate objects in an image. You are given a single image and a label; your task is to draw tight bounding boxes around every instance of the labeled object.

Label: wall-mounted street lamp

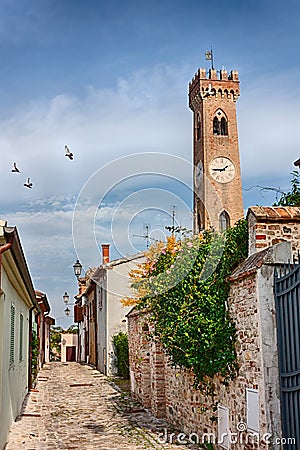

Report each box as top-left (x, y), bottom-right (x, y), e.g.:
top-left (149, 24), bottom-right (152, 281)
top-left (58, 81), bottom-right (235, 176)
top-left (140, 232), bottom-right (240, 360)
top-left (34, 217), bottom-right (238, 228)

top-left (63, 291), bottom-right (72, 316)
top-left (73, 259), bottom-right (83, 279)
top-left (63, 292), bottom-right (70, 304)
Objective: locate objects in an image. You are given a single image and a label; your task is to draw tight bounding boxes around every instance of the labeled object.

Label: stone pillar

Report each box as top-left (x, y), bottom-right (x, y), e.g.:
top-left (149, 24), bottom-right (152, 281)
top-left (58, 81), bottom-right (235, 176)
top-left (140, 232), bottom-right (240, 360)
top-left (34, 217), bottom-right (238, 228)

top-left (150, 340), bottom-right (166, 418)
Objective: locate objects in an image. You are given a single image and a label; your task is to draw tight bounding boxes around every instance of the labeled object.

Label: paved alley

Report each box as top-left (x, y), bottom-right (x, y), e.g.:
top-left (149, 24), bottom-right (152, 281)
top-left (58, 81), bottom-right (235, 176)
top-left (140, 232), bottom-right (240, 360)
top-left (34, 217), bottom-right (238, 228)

top-left (5, 362), bottom-right (197, 450)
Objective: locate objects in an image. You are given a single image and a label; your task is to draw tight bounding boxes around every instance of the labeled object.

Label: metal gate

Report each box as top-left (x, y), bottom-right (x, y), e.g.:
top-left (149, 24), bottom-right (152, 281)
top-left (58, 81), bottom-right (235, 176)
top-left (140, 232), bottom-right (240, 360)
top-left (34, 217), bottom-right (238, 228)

top-left (275, 263), bottom-right (300, 449)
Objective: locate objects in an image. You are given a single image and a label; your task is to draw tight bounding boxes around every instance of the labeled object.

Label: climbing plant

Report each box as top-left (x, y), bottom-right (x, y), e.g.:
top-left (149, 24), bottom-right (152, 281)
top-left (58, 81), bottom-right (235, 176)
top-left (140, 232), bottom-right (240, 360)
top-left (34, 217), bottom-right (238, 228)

top-left (273, 170), bottom-right (300, 206)
top-left (126, 219), bottom-right (248, 403)
top-left (31, 329), bottom-right (39, 385)
top-left (112, 332), bottom-right (129, 379)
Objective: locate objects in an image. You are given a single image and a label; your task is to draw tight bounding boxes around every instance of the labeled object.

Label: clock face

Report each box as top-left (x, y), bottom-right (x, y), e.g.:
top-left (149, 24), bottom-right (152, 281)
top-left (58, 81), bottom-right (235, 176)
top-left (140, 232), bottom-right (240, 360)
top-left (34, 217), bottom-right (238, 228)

top-left (194, 161), bottom-right (203, 188)
top-left (209, 157), bottom-right (235, 183)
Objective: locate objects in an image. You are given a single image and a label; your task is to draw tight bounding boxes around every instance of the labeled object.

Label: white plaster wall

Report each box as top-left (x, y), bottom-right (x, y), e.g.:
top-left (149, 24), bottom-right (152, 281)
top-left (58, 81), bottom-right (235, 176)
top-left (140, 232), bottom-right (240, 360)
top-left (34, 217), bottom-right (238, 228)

top-left (61, 333), bottom-right (78, 362)
top-left (106, 261), bottom-right (139, 376)
top-left (96, 276), bottom-right (107, 374)
top-left (44, 322), bottom-right (50, 363)
top-left (78, 318), bottom-right (87, 363)
top-left (256, 242), bottom-right (291, 444)
top-left (0, 268), bottom-right (30, 450)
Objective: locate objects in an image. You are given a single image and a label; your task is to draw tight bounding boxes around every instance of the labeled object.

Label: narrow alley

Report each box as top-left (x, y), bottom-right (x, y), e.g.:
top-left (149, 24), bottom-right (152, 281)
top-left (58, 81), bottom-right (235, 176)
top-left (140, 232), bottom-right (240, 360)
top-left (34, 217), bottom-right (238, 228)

top-left (5, 362), bottom-right (196, 450)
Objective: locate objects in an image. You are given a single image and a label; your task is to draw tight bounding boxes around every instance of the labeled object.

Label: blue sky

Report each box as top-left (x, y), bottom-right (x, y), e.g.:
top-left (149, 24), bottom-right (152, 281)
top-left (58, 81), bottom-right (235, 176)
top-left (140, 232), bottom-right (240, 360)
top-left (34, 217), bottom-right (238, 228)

top-left (1, 0), bottom-right (299, 327)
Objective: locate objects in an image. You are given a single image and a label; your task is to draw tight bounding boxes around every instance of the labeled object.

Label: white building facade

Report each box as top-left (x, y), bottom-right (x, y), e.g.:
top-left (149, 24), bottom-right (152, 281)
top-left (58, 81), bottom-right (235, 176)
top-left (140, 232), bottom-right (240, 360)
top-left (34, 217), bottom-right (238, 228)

top-left (0, 221), bottom-right (38, 450)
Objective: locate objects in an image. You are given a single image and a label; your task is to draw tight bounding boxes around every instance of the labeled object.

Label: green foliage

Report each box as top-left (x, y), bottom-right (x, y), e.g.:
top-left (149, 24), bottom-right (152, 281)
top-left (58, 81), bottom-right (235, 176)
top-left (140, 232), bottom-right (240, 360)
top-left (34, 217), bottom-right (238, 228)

top-left (135, 219), bottom-right (248, 401)
top-left (31, 330), bottom-right (39, 384)
top-left (66, 324), bottom-right (78, 334)
top-left (50, 325), bottom-right (63, 357)
top-left (274, 170), bottom-right (300, 206)
top-left (112, 332), bottom-right (129, 379)
top-left (200, 443), bottom-right (215, 450)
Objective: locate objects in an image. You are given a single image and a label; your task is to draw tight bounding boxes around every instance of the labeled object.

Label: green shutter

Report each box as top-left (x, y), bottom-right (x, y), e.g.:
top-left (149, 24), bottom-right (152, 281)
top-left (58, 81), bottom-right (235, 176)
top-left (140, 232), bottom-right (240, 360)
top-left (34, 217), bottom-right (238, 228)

top-left (19, 313), bottom-right (24, 362)
top-left (10, 304), bottom-right (15, 365)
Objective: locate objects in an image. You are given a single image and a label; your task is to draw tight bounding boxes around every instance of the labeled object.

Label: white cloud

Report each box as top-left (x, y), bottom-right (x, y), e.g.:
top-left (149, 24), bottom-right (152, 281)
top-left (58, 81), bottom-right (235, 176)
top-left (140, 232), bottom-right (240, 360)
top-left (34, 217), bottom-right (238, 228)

top-left (239, 70), bottom-right (300, 187)
top-left (2, 63), bottom-right (300, 326)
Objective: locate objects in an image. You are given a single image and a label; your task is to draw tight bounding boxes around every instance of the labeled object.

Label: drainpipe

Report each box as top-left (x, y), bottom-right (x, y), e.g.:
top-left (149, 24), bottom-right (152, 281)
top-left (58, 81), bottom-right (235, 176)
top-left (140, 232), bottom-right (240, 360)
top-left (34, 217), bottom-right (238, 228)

top-left (0, 243), bottom-right (12, 292)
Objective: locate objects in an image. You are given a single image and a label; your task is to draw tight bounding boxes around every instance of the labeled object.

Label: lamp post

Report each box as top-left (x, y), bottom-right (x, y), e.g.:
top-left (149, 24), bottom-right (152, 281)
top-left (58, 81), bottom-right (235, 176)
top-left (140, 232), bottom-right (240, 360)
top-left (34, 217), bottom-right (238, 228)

top-left (63, 292), bottom-right (72, 317)
top-left (73, 259), bottom-right (83, 279)
top-left (73, 258), bottom-right (83, 362)
top-left (63, 292), bottom-right (69, 304)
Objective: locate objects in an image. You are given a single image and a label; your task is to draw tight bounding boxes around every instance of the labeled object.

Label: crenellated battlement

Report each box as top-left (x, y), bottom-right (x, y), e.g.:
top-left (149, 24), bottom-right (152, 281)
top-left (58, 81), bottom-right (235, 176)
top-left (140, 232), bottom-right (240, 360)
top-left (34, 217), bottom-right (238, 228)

top-left (189, 68), bottom-right (240, 107)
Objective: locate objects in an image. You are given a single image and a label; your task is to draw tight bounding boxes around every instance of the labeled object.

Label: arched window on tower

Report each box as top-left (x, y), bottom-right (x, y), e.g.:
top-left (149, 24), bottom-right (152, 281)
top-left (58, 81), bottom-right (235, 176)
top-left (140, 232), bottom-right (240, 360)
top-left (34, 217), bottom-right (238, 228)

top-left (197, 212), bottom-right (201, 232)
top-left (219, 211), bottom-right (230, 231)
top-left (213, 109), bottom-right (228, 136)
top-left (213, 116), bottom-right (220, 135)
top-left (196, 114), bottom-right (201, 141)
top-left (220, 117), bottom-right (228, 135)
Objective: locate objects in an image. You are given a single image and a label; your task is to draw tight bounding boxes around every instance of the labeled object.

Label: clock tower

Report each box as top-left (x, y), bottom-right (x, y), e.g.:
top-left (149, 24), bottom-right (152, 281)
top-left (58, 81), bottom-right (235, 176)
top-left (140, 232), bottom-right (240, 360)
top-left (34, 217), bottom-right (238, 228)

top-left (189, 67), bottom-right (244, 231)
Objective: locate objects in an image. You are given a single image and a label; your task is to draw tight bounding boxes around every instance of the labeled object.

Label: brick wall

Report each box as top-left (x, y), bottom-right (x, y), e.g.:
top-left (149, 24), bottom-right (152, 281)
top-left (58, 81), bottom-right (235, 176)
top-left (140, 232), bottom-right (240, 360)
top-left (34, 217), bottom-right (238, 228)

top-left (128, 239), bottom-right (292, 449)
top-left (248, 206), bottom-right (300, 256)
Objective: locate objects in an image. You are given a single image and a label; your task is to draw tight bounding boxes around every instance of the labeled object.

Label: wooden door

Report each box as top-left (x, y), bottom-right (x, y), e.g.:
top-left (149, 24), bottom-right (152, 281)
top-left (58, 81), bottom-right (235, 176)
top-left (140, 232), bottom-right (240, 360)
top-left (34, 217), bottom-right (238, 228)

top-left (66, 346), bottom-right (76, 361)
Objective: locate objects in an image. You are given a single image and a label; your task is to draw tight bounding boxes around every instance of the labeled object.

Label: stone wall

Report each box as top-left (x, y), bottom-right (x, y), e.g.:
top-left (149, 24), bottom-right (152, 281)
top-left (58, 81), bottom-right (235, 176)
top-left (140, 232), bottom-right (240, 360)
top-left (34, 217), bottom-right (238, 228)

top-left (128, 241), bottom-right (292, 449)
top-left (248, 206), bottom-right (300, 256)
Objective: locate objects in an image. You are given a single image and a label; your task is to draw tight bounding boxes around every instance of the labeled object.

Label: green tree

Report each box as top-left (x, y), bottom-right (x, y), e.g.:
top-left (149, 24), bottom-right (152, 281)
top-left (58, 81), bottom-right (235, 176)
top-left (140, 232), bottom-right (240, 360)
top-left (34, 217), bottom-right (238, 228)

top-left (50, 326), bottom-right (64, 358)
top-left (112, 332), bottom-right (129, 379)
top-left (66, 324), bottom-right (78, 334)
top-left (132, 219), bottom-right (248, 407)
top-left (274, 170), bottom-right (300, 206)
top-left (31, 330), bottom-right (39, 384)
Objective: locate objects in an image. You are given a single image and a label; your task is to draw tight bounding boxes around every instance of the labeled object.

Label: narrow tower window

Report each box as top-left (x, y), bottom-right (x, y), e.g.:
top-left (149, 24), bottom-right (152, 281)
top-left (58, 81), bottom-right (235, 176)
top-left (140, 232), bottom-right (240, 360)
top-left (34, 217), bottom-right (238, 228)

top-left (196, 114), bottom-right (201, 141)
top-left (213, 110), bottom-right (228, 136)
top-left (197, 212), bottom-right (201, 232)
top-left (221, 117), bottom-right (228, 135)
top-left (213, 117), bottom-right (220, 135)
top-left (219, 211), bottom-right (230, 231)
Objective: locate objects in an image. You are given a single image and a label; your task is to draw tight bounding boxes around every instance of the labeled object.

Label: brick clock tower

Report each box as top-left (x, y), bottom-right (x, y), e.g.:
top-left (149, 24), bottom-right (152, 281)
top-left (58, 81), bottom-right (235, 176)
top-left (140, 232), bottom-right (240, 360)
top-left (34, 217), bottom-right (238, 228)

top-left (189, 67), bottom-right (244, 232)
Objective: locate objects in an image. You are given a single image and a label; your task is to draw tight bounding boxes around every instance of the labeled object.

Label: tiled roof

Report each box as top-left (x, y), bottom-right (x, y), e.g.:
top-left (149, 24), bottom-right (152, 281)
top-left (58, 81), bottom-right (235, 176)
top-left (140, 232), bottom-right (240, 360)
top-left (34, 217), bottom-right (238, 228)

top-left (102, 252), bottom-right (144, 268)
top-left (228, 247), bottom-right (270, 281)
top-left (91, 253), bottom-right (144, 282)
top-left (247, 206), bottom-right (300, 221)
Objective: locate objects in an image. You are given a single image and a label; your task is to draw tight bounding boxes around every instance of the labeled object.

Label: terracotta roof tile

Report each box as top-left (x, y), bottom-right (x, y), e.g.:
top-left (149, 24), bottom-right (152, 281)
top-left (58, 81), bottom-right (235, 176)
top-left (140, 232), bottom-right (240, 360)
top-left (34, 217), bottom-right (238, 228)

top-left (248, 206), bottom-right (300, 221)
top-left (228, 247), bottom-right (270, 281)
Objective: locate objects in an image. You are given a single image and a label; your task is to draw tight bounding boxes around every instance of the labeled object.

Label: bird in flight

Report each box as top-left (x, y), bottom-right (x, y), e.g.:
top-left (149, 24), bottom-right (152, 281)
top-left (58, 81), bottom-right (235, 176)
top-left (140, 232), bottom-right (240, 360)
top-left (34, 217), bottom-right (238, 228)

top-left (65, 145), bottom-right (74, 160)
top-left (24, 177), bottom-right (33, 188)
top-left (11, 162), bottom-right (21, 173)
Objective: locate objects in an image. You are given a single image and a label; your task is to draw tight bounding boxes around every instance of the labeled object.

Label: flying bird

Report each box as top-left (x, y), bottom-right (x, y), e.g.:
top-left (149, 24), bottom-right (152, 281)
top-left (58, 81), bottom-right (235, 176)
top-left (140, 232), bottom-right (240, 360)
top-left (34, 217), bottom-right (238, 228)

top-left (11, 162), bottom-right (21, 173)
top-left (65, 145), bottom-right (74, 160)
top-left (24, 177), bottom-right (33, 189)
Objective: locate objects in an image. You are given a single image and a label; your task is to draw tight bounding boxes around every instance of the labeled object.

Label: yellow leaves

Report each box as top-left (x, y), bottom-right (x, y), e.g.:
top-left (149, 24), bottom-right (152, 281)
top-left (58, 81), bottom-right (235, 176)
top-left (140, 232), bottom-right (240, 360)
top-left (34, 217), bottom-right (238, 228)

top-left (166, 235), bottom-right (180, 253)
top-left (120, 296), bottom-right (141, 307)
top-left (120, 236), bottom-right (182, 307)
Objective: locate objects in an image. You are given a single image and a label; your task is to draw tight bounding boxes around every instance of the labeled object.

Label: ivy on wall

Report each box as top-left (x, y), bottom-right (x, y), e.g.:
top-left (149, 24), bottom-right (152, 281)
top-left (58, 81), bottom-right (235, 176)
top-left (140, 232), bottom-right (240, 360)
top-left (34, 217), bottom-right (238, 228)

top-left (126, 219), bottom-right (248, 401)
top-left (112, 332), bottom-right (129, 379)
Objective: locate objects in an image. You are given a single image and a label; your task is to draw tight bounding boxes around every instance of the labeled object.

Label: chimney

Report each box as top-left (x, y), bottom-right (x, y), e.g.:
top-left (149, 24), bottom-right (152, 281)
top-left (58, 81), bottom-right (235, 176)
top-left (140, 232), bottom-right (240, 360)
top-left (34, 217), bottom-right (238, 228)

top-left (101, 244), bottom-right (110, 264)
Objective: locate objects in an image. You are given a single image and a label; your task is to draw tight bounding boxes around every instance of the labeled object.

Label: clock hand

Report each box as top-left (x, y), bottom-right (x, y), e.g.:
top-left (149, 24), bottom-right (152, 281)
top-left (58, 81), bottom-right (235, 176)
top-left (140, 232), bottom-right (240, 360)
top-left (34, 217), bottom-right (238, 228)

top-left (212, 165), bottom-right (229, 172)
top-left (220, 165), bottom-right (229, 172)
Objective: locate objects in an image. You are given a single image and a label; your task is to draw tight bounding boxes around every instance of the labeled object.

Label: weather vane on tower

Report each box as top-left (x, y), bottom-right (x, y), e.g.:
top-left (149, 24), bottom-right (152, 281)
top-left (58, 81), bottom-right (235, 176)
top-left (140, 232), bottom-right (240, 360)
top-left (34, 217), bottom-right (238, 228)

top-left (205, 47), bottom-right (214, 70)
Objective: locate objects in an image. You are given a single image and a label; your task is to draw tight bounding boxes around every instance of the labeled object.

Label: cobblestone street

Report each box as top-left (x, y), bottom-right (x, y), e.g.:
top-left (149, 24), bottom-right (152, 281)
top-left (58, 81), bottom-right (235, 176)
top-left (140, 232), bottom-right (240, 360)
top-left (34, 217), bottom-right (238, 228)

top-left (5, 362), bottom-right (197, 450)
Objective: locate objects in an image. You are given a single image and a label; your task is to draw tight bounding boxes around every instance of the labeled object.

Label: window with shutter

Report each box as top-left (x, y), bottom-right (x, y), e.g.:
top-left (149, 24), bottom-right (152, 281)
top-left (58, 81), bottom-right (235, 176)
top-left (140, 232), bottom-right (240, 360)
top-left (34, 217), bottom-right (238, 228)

top-left (10, 304), bottom-right (16, 365)
top-left (19, 313), bottom-right (24, 362)
top-left (246, 388), bottom-right (259, 432)
top-left (218, 405), bottom-right (229, 449)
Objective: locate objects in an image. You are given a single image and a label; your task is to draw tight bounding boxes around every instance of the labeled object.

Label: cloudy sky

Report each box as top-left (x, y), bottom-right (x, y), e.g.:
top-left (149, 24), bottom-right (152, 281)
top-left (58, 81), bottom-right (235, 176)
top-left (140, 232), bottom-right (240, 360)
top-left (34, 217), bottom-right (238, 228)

top-left (1, 0), bottom-right (299, 327)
